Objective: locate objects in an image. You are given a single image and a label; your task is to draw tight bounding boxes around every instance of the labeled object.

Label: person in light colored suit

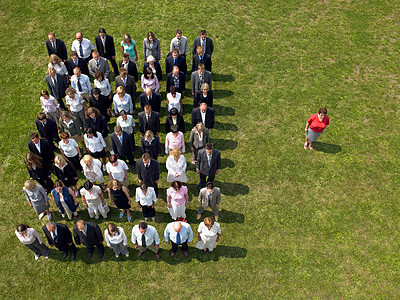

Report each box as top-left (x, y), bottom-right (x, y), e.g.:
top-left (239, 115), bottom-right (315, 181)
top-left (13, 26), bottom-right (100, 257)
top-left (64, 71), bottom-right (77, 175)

top-left (189, 122), bottom-right (209, 164)
top-left (197, 182), bottom-right (221, 221)
top-left (143, 31), bottom-right (161, 62)
top-left (89, 51), bottom-right (110, 79)
top-left (191, 64), bottom-right (212, 96)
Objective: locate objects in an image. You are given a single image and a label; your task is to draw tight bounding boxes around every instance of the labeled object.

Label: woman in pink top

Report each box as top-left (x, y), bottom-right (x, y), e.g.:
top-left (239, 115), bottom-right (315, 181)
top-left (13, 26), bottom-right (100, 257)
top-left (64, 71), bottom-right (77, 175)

top-left (141, 67), bottom-right (160, 92)
top-left (304, 107), bottom-right (329, 150)
top-left (165, 125), bottom-right (185, 154)
top-left (167, 181), bottom-right (188, 220)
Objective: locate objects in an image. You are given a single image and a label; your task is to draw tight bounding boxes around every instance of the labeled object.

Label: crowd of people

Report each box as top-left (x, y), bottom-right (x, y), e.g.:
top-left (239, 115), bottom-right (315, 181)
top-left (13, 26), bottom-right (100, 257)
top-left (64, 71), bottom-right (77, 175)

top-left (17, 28), bottom-right (225, 260)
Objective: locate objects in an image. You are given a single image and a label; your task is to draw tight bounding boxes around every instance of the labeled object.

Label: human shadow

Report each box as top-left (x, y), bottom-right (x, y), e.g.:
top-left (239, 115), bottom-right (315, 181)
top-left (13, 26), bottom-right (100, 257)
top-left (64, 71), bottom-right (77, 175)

top-left (213, 181), bottom-right (250, 196)
top-left (213, 104), bottom-right (235, 116)
top-left (213, 121), bottom-right (238, 132)
top-left (220, 158), bottom-right (235, 170)
top-left (312, 142), bottom-right (342, 154)
top-left (194, 209), bottom-right (245, 224)
top-left (212, 74), bottom-right (235, 82)
top-left (210, 138), bottom-right (238, 151)
top-left (212, 89), bottom-right (234, 99)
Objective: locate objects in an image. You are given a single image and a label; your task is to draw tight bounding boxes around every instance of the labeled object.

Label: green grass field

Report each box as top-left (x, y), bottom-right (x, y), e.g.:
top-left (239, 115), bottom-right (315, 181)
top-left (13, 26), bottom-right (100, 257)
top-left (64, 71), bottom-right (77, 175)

top-left (1, 0), bottom-right (400, 298)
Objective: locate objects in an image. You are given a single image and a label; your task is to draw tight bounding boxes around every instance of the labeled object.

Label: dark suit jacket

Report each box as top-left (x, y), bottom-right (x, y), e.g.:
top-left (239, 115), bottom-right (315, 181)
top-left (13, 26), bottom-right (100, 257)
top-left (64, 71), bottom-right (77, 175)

top-left (35, 119), bottom-right (59, 142)
top-left (191, 107), bottom-right (215, 129)
top-left (141, 136), bottom-right (161, 159)
top-left (192, 37), bottom-right (214, 56)
top-left (138, 111), bottom-right (160, 134)
top-left (42, 223), bottom-right (73, 251)
top-left (67, 57), bottom-right (89, 76)
top-left (196, 148), bottom-right (221, 176)
top-left (115, 75), bottom-right (137, 102)
top-left (165, 112), bottom-right (185, 134)
top-left (139, 92), bottom-right (161, 112)
top-left (95, 34), bottom-right (116, 59)
top-left (119, 60), bottom-right (138, 82)
top-left (73, 222), bottom-right (103, 248)
top-left (45, 74), bottom-right (68, 100)
top-left (46, 38), bottom-right (68, 61)
top-left (136, 158), bottom-right (160, 185)
top-left (166, 71), bottom-right (185, 94)
top-left (89, 95), bottom-right (111, 121)
top-left (192, 53), bottom-right (212, 72)
top-left (194, 90), bottom-right (213, 108)
top-left (143, 62), bottom-right (162, 82)
top-left (111, 131), bottom-right (135, 156)
top-left (165, 55), bottom-right (187, 75)
top-left (84, 114), bottom-right (109, 137)
top-left (28, 139), bottom-right (55, 167)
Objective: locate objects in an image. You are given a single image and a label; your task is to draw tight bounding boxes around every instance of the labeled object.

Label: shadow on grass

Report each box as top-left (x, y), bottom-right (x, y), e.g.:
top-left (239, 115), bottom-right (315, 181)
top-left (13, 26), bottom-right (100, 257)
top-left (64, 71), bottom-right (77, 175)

top-left (213, 104), bottom-right (235, 116)
top-left (210, 138), bottom-right (238, 151)
top-left (214, 121), bottom-right (238, 131)
top-left (213, 89), bottom-right (234, 99)
top-left (214, 180), bottom-right (250, 196)
top-left (313, 142), bottom-right (342, 154)
top-left (212, 74), bottom-right (235, 82)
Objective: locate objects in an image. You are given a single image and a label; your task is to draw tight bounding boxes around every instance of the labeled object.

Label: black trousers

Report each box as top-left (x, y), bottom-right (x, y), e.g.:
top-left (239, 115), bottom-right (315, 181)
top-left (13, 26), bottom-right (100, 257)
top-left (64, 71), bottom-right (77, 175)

top-left (198, 173), bottom-right (215, 191)
top-left (171, 240), bottom-right (188, 253)
top-left (56, 97), bottom-right (67, 110)
top-left (57, 243), bottom-right (76, 254)
top-left (37, 177), bottom-right (54, 193)
top-left (67, 154), bottom-right (82, 171)
top-left (87, 243), bottom-right (105, 257)
top-left (142, 205), bottom-right (156, 218)
top-left (106, 57), bottom-right (119, 74)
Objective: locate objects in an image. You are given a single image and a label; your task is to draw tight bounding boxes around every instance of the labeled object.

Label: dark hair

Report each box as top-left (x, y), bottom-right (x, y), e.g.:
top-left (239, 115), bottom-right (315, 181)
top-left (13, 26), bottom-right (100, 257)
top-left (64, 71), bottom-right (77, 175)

top-left (92, 87), bottom-right (101, 96)
top-left (54, 180), bottom-right (64, 188)
top-left (170, 125), bottom-right (178, 133)
top-left (140, 183), bottom-right (148, 190)
top-left (17, 224), bottom-right (28, 232)
top-left (83, 181), bottom-right (93, 190)
top-left (70, 51), bottom-right (78, 58)
top-left (144, 67), bottom-right (154, 79)
top-left (171, 49), bottom-right (179, 55)
top-left (85, 127), bottom-right (98, 138)
top-left (147, 31), bottom-right (156, 43)
top-left (37, 112), bottom-right (47, 120)
top-left (24, 152), bottom-right (43, 170)
top-left (139, 222), bottom-right (148, 230)
top-left (107, 223), bottom-right (120, 236)
top-left (205, 142), bottom-right (214, 150)
top-left (169, 108), bottom-right (178, 116)
top-left (109, 154), bottom-right (117, 163)
top-left (122, 53), bottom-right (130, 59)
top-left (200, 30), bottom-right (207, 35)
top-left (94, 71), bottom-right (104, 81)
top-left (30, 132), bottom-right (39, 139)
top-left (40, 90), bottom-right (49, 96)
top-left (176, 29), bottom-right (182, 34)
top-left (206, 182), bottom-right (214, 189)
top-left (319, 107), bottom-right (327, 114)
top-left (98, 28), bottom-right (106, 34)
top-left (120, 110), bottom-right (127, 116)
top-left (169, 86), bottom-right (176, 94)
top-left (171, 181), bottom-right (182, 190)
top-left (60, 132), bottom-right (70, 139)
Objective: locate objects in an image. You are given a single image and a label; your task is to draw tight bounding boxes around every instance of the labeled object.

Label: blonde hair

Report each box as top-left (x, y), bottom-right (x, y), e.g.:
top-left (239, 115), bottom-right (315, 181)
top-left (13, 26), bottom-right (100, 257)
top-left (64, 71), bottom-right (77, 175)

top-left (204, 217), bottom-right (214, 227)
top-left (82, 155), bottom-right (94, 164)
top-left (108, 179), bottom-right (123, 190)
top-left (200, 83), bottom-right (210, 91)
top-left (145, 130), bottom-right (154, 139)
top-left (24, 179), bottom-right (37, 190)
top-left (54, 155), bottom-right (67, 166)
top-left (49, 54), bottom-right (62, 67)
top-left (47, 67), bottom-right (57, 75)
top-left (65, 87), bottom-right (76, 96)
top-left (169, 148), bottom-right (181, 158)
top-left (195, 122), bottom-right (205, 132)
top-left (116, 86), bottom-right (125, 94)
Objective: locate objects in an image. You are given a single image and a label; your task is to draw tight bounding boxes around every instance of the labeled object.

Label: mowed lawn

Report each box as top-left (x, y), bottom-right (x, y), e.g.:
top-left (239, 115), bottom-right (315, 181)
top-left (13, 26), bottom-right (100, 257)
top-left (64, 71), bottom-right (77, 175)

top-left (1, 0), bottom-right (400, 298)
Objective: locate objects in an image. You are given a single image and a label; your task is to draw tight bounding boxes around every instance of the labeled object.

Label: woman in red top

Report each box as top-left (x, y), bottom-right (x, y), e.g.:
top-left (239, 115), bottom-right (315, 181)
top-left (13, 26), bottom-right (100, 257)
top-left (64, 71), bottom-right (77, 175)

top-left (304, 107), bottom-right (329, 150)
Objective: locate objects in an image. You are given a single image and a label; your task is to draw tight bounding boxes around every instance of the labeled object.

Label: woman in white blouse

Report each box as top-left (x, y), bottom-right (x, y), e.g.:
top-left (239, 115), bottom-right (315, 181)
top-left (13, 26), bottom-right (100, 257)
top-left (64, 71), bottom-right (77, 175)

top-left (106, 155), bottom-right (129, 188)
top-left (15, 224), bottom-right (50, 260)
top-left (166, 148), bottom-right (187, 182)
top-left (166, 86), bottom-right (182, 113)
top-left (113, 86), bottom-right (133, 115)
top-left (135, 183), bottom-right (157, 222)
top-left (59, 132), bottom-right (82, 171)
top-left (48, 54), bottom-right (68, 79)
top-left (80, 155), bottom-right (106, 191)
top-left (80, 181), bottom-right (108, 219)
top-left (104, 223), bottom-right (129, 258)
top-left (116, 110), bottom-right (136, 137)
top-left (196, 217), bottom-right (221, 254)
top-left (84, 127), bottom-right (107, 168)
top-left (94, 70), bottom-right (112, 100)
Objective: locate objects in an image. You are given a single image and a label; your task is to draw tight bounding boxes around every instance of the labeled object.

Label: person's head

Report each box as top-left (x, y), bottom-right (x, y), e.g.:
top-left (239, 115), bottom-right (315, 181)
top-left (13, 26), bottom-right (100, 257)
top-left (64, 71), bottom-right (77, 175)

top-left (318, 107), bottom-right (327, 117)
top-left (116, 85), bottom-right (125, 96)
top-left (49, 54), bottom-right (62, 66)
top-left (94, 71), bottom-right (104, 82)
top-left (54, 180), bottom-right (64, 193)
top-left (92, 50), bottom-right (99, 61)
top-left (119, 67), bottom-right (127, 79)
top-left (144, 130), bottom-right (154, 140)
top-left (206, 181), bottom-right (214, 193)
top-left (98, 28), bottom-right (106, 38)
top-left (70, 51), bottom-right (78, 61)
top-left (205, 142), bottom-right (214, 156)
top-left (48, 32), bottom-right (56, 42)
top-left (119, 110), bottom-right (128, 120)
top-left (16, 224), bottom-right (28, 236)
top-left (30, 132), bottom-right (39, 144)
top-left (200, 30), bottom-right (207, 40)
top-left (195, 122), bottom-right (205, 133)
top-left (196, 46), bottom-right (204, 56)
top-left (145, 87), bottom-right (152, 97)
top-left (140, 182), bottom-right (148, 193)
top-left (108, 179), bottom-right (123, 191)
top-left (203, 216), bottom-right (214, 229)
top-left (65, 87), bottom-right (76, 98)
top-left (76, 220), bottom-right (86, 231)
top-left (82, 155), bottom-right (94, 167)
top-left (169, 86), bottom-right (177, 97)
top-left (201, 83), bottom-right (210, 93)
top-left (146, 55), bottom-right (155, 63)
top-left (46, 221), bottom-right (56, 232)
top-left (47, 67), bottom-right (56, 78)
top-left (122, 53), bottom-right (130, 63)
top-left (40, 89), bottom-right (50, 99)
top-left (170, 148), bottom-right (181, 159)
top-left (60, 110), bottom-right (74, 122)
top-left (75, 32), bottom-right (83, 42)
top-left (142, 153), bottom-right (150, 165)
top-left (169, 108), bottom-right (178, 119)
top-left (170, 125), bottom-right (179, 134)
top-left (200, 102), bottom-right (208, 113)
top-left (54, 155), bottom-right (67, 167)
top-left (83, 180), bottom-right (93, 191)
top-left (175, 29), bottom-right (182, 39)
top-left (114, 125), bottom-right (123, 137)
top-left (139, 221), bottom-right (148, 234)
top-left (73, 67), bottom-right (81, 77)
top-left (144, 67), bottom-right (154, 79)
top-left (109, 154), bottom-right (118, 166)
top-left (171, 181), bottom-right (183, 192)
top-left (60, 132), bottom-right (70, 143)
top-left (144, 104), bottom-right (152, 115)
top-left (147, 31), bottom-right (156, 43)
top-left (25, 152), bottom-right (42, 170)
top-left (198, 63), bottom-right (205, 75)
top-left (107, 223), bottom-right (120, 236)
top-left (173, 221), bottom-right (182, 233)
top-left (37, 112), bottom-right (47, 123)
top-left (172, 66), bottom-right (179, 76)
top-left (123, 33), bottom-right (132, 44)
top-left (85, 107), bottom-right (100, 119)
top-left (24, 179), bottom-right (36, 191)
top-left (171, 49), bottom-right (179, 59)
top-left (91, 87), bottom-right (101, 99)
top-left (85, 127), bottom-right (97, 138)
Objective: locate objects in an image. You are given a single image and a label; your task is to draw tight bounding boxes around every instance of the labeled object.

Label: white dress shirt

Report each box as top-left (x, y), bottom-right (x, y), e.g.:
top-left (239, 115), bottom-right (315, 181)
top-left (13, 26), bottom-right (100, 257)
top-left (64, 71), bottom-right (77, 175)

top-left (65, 94), bottom-right (85, 112)
top-left (48, 62), bottom-right (68, 76)
top-left (106, 160), bottom-right (128, 182)
top-left (94, 78), bottom-right (112, 97)
top-left (71, 74), bottom-right (92, 95)
top-left (200, 111), bottom-right (206, 124)
top-left (71, 38), bottom-right (95, 59)
top-left (113, 94), bottom-right (133, 114)
top-left (84, 132), bottom-right (106, 153)
top-left (167, 92), bottom-right (181, 112)
top-left (135, 186), bottom-right (157, 206)
top-left (131, 225), bottom-right (160, 246)
top-left (166, 155), bottom-right (187, 182)
top-left (15, 228), bottom-right (43, 245)
top-left (59, 138), bottom-right (79, 157)
top-left (104, 227), bottom-right (127, 246)
top-left (116, 115), bottom-right (135, 134)
top-left (164, 221), bottom-right (193, 243)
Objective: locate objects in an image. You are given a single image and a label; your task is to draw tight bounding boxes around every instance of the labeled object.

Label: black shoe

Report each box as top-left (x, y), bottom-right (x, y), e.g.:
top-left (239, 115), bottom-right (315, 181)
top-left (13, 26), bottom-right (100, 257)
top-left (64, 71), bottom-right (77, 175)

top-left (130, 164), bottom-right (135, 170)
top-left (203, 249), bottom-right (207, 255)
top-left (71, 251), bottom-right (76, 260)
top-left (99, 252), bottom-right (104, 259)
top-left (62, 251), bottom-right (68, 258)
top-left (87, 251), bottom-right (93, 259)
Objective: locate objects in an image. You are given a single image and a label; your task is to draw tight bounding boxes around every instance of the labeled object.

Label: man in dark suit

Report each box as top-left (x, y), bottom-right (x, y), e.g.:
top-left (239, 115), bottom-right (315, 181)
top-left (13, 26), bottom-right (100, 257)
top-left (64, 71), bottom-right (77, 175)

top-left (28, 132), bottom-right (55, 169)
top-left (43, 221), bottom-right (76, 259)
top-left (111, 125), bottom-right (135, 169)
top-left (165, 49), bottom-right (187, 75)
top-left (46, 32), bottom-right (68, 61)
top-left (45, 67), bottom-right (68, 110)
top-left (119, 53), bottom-right (138, 82)
top-left (95, 28), bottom-right (119, 75)
top-left (115, 67), bottom-right (137, 107)
top-left (136, 153), bottom-right (160, 196)
top-left (165, 108), bottom-right (185, 134)
top-left (67, 51), bottom-right (89, 76)
top-left (138, 105), bottom-right (160, 136)
top-left (166, 66), bottom-right (185, 94)
top-left (35, 113), bottom-right (60, 150)
top-left (191, 64), bottom-right (212, 97)
top-left (192, 30), bottom-right (214, 56)
top-left (196, 142), bottom-right (221, 191)
top-left (192, 46), bottom-right (212, 72)
top-left (140, 87), bottom-right (161, 112)
top-left (191, 102), bottom-right (214, 129)
top-left (73, 220), bottom-right (104, 259)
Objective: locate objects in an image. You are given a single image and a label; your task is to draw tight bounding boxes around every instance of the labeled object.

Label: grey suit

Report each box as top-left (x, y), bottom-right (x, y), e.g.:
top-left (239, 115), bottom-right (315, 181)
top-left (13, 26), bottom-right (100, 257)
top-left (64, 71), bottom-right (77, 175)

top-left (191, 70), bottom-right (212, 95)
top-left (189, 127), bottom-right (209, 162)
top-left (196, 148), bottom-right (221, 190)
top-left (143, 38), bottom-right (161, 61)
top-left (88, 57), bottom-right (110, 79)
top-left (198, 187), bottom-right (221, 216)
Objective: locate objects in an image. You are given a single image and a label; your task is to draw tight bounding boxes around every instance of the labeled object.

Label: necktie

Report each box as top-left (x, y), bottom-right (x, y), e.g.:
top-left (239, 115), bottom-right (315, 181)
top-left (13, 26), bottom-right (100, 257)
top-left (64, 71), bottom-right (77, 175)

top-left (77, 78), bottom-right (83, 92)
top-left (142, 234), bottom-right (146, 247)
top-left (208, 193), bottom-right (212, 206)
top-left (207, 155), bottom-right (211, 167)
top-left (52, 77), bottom-right (56, 86)
top-left (173, 58), bottom-right (176, 65)
top-left (102, 38), bottom-right (106, 53)
top-left (145, 164), bottom-right (149, 169)
top-left (96, 60), bottom-right (99, 68)
top-left (119, 136), bottom-right (123, 145)
top-left (53, 232), bottom-right (58, 243)
top-left (75, 60), bottom-right (78, 66)
top-left (176, 232), bottom-right (181, 245)
top-left (146, 115), bottom-right (149, 122)
top-left (200, 75), bottom-right (203, 86)
top-left (52, 42), bottom-right (56, 50)
top-left (79, 43), bottom-right (84, 57)
top-left (123, 78), bottom-right (126, 86)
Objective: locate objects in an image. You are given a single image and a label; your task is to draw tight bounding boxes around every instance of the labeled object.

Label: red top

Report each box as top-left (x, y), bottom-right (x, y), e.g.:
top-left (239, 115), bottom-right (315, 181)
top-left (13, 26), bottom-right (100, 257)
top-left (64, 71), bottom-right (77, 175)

top-left (307, 114), bottom-right (329, 133)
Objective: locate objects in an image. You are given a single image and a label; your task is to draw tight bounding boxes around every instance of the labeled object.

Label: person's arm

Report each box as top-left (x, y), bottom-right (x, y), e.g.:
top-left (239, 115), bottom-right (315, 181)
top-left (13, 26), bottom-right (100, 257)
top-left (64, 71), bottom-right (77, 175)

top-left (104, 60), bottom-right (110, 79)
top-left (105, 231), bottom-right (112, 248)
top-left (164, 225), bottom-right (170, 244)
top-left (98, 134), bottom-right (107, 150)
top-left (81, 194), bottom-right (88, 208)
top-left (187, 225), bottom-right (193, 243)
top-left (122, 229), bottom-right (128, 246)
top-left (143, 39), bottom-right (147, 60)
top-left (165, 135), bottom-right (169, 154)
top-left (69, 187), bottom-right (78, 205)
top-left (122, 186), bottom-right (131, 206)
top-left (185, 192), bottom-right (189, 207)
top-left (99, 190), bottom-right (106, 205)
top-left (124, 168), bottom-right (128, 180)
top-left (167, 194), bottom-right (172, 208)
top-left (23, 189), bottom-right (33, 207)
top-left (32, 229), bottom-right (43, 244)
top-left (153, 228), bottom-right (160, 249)
top-left (131, 227), bottom-right (138, 247)
top-left (141, 75), bottom-right (145, 91)
top-left (133, 44), bottom-right (138, 61)
top-left (107, 189), bottom-right (115, 206)
top-left (181, 133), bottom-right (185, 153)
top-left (155, 76), bottom-right (160, 92)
